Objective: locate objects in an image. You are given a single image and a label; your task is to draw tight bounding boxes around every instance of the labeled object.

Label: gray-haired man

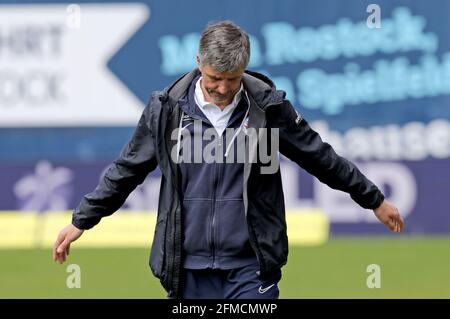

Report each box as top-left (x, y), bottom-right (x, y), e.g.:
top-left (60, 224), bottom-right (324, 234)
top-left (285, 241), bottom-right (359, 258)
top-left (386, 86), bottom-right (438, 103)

top-left (53, 21), bottom-right (404, 299)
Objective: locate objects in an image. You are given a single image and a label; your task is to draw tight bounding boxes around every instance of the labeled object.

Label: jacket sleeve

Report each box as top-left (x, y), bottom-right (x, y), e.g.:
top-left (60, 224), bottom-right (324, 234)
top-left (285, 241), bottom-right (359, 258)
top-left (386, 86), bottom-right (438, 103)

top-left (72, 99), bottom-right (159, 229)
top-left (270, 100), bottom-right (384, 210)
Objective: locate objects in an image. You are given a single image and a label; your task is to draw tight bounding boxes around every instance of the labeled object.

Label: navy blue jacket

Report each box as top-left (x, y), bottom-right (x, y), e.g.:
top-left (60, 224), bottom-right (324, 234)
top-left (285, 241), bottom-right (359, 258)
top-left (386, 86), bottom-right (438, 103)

top-left (177, 77), bottom-right (257, 269)
top-left (72, 69), bottom-right (385, 298)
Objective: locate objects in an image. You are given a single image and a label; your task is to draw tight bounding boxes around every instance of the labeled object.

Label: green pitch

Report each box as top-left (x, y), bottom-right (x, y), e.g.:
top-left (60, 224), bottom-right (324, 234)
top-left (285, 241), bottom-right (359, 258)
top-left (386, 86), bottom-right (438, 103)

top-left (1, 237), bottom-right (449, 298)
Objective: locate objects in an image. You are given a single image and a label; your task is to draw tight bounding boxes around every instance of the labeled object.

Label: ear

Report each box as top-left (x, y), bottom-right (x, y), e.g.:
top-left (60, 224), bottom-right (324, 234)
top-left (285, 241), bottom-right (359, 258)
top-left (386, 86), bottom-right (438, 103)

top-left (196, 55), bottom-right (202, 71)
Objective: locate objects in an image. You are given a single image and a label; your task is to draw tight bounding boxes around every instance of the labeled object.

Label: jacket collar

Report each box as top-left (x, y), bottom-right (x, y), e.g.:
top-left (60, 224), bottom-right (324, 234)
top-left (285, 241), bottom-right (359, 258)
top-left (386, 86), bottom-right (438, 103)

top-left (164, 68), bottom-right (285, 111)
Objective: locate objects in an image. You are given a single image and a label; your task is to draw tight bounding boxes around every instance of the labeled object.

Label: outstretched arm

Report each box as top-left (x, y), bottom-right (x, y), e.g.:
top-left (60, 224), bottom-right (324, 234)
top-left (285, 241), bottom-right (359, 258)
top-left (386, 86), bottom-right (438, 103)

top-left (72, 100), bottom-right (158, 230)
top-left (272, 100), bottom-right (404, 232)
top-left (53, 97), bottom-right (159, 263)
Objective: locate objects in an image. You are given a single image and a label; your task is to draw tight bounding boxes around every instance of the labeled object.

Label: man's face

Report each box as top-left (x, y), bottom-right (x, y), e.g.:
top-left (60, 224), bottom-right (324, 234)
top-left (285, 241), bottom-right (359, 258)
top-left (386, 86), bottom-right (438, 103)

top-left (198, 62), bottom-right (243, 108)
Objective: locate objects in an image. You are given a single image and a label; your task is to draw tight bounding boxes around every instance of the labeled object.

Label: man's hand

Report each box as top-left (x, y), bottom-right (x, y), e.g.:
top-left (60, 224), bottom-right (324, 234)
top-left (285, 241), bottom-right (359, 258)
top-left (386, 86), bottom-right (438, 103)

top-left (373, 200), bottom-right (404, 233)
top-left (53, 224), bottom-right (84, 264)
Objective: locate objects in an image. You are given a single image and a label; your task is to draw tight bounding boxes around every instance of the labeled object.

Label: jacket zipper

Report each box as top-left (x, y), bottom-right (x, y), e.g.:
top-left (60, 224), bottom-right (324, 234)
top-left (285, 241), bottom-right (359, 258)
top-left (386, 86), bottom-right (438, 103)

top-left (181, 109), bottom-right (220, 269)
top-left (210, 135), bottom-right (223, 268)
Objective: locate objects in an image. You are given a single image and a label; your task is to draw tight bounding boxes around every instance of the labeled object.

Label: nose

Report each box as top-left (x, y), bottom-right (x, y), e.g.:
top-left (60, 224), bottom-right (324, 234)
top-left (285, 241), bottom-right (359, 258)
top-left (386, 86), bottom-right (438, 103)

top-left (216, 81), bottom-right (230, 95)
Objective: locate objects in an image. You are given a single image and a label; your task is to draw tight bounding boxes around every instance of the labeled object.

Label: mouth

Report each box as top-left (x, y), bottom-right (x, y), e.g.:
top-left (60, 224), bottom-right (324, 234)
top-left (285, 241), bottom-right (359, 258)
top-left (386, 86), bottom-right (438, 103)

top-left (209, 91), bottom-right (229, 100)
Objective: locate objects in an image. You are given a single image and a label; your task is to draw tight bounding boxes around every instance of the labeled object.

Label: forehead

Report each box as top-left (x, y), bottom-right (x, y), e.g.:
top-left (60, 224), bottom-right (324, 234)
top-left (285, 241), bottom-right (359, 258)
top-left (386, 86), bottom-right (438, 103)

top-left (202, 65), bottom-right (243, 80)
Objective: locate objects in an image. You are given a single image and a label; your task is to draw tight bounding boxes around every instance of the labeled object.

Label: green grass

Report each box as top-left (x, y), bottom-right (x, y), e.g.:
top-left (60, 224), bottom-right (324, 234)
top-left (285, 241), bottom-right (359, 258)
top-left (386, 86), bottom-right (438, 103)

top-left (1, 237), bottom-right (449, 298)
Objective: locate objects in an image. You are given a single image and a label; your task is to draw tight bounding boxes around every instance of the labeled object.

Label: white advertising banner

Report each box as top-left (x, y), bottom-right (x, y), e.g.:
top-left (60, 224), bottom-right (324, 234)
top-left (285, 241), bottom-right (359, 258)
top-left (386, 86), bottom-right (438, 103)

top-left (0, 3), bottom-right (149, 126)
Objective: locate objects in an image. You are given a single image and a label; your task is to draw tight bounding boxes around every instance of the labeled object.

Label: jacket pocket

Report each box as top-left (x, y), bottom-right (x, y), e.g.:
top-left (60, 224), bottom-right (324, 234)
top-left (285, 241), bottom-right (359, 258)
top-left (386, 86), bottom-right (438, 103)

top-left (149, 217), bottom-right (167, 279)
top-left (216, 199), bottom-right (252, 256)
top-left (182, 199), bottom-right (212, 256)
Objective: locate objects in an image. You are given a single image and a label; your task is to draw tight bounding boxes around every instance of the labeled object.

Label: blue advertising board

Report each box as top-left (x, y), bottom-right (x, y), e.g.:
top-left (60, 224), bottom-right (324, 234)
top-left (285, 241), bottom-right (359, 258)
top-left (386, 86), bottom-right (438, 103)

top-left (1, 0), bottom-right (449, 234)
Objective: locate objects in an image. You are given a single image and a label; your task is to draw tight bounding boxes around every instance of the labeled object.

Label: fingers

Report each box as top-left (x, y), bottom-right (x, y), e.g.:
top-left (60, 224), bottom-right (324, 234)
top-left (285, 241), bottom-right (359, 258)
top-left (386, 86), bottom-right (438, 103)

top-left (394, 220), bottom-right (400, 233)
top-left (55, 239), bottom-right (70, 264)
top-left (387, 218), bottom-right (396, 232)
top-left (389, 213), bottom-right (404, 233)
top-left (55, 246), bottom-right (67, 264)
top-left (397, 212), bottom-right (404, 232)
top-left (56, 240), bottom-right (66, 254)
top-left (392, 208), bottom-right (404, 233)
top-left (53, 234), bottom-right (64, 262)
top-left (55, 246), bottom-right (63, 264)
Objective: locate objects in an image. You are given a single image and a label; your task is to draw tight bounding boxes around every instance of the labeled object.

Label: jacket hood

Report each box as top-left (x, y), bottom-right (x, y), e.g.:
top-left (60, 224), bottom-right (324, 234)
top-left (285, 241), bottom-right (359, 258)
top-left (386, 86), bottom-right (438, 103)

top-left (242, 70), bottom-right (285, 108)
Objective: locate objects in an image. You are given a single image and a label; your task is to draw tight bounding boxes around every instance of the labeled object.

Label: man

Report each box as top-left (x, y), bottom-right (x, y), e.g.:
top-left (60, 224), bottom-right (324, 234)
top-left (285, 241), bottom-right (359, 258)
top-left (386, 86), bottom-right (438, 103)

top-left (53, 21), bottom-right (404, 299)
